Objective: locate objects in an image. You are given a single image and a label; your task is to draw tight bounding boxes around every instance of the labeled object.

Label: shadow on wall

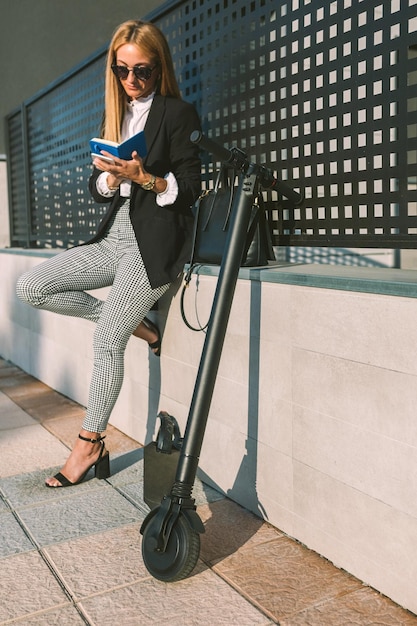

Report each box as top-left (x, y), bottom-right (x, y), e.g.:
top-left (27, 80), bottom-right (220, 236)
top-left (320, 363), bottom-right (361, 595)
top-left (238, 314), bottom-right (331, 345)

top-left (280, 246), bottom-right (398, 267)
top-left (138, 274), bottom-right (266, 563)
top-left (194, 278), bottom-right (267, 557)
top-left (142, 277), bottom-right (183, 447)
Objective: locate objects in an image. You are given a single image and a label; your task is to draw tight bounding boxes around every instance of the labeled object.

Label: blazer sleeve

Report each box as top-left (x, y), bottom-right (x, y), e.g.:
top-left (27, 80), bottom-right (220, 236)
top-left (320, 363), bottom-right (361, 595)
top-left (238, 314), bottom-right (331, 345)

top-left (163, 99), bottom-right (202, 212)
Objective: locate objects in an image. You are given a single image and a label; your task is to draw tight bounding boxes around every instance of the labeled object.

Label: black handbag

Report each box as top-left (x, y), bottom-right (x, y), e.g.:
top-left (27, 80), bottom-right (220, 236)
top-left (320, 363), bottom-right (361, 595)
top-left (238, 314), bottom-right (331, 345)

top-left (188, 165), bottom-right (273, 268)
top-left (181, 165), bottom-right (274, 331)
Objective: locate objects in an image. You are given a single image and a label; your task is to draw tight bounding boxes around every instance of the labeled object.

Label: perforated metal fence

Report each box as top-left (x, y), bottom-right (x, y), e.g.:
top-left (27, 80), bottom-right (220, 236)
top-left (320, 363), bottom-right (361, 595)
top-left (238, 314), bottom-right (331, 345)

top-left (6, 52), bottom-right (106, 248)
top-left (6, 0), bottom-right (417, 251)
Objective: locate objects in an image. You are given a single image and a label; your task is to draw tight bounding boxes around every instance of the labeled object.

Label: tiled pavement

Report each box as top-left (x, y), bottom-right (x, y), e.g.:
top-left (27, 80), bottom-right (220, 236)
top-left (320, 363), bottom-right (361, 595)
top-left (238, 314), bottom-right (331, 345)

top-left (0, 357), bottom-right (416, 625)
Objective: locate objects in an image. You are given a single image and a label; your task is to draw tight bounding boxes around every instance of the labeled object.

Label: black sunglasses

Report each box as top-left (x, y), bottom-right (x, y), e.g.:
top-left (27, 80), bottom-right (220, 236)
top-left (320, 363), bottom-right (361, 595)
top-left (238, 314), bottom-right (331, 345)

top-left (111, 64), bottom-right (157, 81)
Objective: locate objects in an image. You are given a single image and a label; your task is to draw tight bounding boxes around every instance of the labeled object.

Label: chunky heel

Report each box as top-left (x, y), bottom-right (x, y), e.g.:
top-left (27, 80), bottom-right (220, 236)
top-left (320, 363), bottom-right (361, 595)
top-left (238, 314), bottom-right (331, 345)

top-left (45, 433), bottom-right (110, 488)
top-left (95, 450), bottom-right (110, 479)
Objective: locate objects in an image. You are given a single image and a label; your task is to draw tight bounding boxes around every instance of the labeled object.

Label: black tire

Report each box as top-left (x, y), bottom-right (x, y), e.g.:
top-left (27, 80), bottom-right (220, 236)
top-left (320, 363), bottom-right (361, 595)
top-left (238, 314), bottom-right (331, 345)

top-left (141, 511), bottom-right (200, 582)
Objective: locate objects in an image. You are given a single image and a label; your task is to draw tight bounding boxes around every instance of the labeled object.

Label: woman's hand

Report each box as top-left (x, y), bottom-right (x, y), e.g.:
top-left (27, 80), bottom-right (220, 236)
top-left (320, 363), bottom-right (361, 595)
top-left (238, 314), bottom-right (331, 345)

top-left (93, 150), bottom-right (167, 193)
top-left (93, 150), bottom-right (150, 187)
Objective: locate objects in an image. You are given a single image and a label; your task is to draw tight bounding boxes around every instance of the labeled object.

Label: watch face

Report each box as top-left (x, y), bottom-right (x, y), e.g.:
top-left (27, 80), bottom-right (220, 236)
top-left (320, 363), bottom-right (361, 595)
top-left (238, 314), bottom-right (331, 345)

top-left (142, 175), bottom-right (155, 190)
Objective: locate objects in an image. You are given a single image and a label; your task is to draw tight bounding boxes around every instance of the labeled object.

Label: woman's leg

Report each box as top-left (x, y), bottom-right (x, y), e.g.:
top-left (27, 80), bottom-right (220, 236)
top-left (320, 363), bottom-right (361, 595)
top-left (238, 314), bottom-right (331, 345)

top-left (45, 247), bottom-right (169, 486)
top-left (19, 203), bottom-right (169, 486)
top-left (16, 241), bottom-right (159, 346)
top-left (16, 241), bottom-right (118, 321)
top-left (82, 247), bottom-right (169, 433)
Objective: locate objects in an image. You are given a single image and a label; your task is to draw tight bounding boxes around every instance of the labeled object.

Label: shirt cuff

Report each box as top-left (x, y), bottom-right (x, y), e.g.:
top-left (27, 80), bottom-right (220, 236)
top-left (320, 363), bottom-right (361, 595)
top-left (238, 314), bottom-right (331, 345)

top-left (96, 172), bottom-right (117, 197)
top-left (156, 172), bottom-right (178, 206)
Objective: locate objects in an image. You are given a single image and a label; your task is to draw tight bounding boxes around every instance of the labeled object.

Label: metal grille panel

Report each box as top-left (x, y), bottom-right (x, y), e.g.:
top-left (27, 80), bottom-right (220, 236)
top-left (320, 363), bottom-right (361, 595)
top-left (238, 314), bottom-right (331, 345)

top-left (157, 0), bottom-right (417, 249)
top-left (26, 57), bottom-right (106, 247)
top-left (6, 110), bottom-right (28, 246)
top-left (7, 56), bottom-right (106, 247)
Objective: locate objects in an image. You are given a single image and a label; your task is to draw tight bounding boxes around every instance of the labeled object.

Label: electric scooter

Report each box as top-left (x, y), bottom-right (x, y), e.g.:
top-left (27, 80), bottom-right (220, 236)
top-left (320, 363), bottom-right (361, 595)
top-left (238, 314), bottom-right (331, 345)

top-left (140, 131), bottom-right (302, 582)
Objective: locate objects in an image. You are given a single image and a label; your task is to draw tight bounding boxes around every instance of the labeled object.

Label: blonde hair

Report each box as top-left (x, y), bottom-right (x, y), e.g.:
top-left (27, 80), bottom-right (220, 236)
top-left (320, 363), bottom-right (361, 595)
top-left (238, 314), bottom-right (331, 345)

top-left (102, 20), bottom-right (181, 142)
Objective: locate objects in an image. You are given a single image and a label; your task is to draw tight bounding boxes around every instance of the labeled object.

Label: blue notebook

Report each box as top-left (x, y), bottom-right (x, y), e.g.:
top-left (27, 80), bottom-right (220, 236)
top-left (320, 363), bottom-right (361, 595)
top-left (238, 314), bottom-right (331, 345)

top-left (90, 131), bottom-right (147, 161)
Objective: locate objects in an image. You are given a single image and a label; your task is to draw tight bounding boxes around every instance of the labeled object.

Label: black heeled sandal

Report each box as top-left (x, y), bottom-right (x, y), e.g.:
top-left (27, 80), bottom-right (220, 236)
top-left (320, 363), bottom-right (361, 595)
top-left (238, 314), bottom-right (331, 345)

top-left (143, 317), bottom-right (161, 357)
top-left (46, 434), bottom-right (110, 488)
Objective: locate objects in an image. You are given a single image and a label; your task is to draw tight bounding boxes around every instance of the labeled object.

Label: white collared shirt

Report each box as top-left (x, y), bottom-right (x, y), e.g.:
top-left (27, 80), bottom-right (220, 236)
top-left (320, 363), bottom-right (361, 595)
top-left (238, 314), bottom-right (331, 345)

top-left (96, 92), bottom-right (178, 205)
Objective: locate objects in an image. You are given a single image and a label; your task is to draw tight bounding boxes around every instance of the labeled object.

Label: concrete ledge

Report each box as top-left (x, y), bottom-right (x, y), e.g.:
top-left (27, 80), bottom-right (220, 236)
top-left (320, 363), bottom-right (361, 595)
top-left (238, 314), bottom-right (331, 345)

top-left (189, 261), bottom-right (417, 298)
top-left (4, 248), bottom-right (417, 299)
top-left (0, 248), bottom-right (63, 259)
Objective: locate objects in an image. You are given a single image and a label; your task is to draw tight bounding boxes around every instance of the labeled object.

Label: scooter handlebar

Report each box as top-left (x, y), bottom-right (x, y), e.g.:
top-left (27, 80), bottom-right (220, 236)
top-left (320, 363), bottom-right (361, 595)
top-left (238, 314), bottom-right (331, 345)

top-left (190, 130), bottom-right (303, 205)
top-left (190, 130), bottom-right (235, 164)
top-left (269, 177), bottom-right (303, 206)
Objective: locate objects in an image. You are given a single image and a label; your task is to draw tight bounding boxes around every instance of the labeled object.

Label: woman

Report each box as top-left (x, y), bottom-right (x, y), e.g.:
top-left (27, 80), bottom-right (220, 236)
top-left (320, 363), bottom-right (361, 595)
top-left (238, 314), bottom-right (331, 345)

top-left (16, 20), bottom-right (201, 487)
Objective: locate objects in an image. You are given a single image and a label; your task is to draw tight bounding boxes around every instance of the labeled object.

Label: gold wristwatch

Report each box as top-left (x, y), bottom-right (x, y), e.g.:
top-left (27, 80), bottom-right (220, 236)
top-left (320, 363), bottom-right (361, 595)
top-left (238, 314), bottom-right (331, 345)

top-left (141, 174), bottom-right (156, 191)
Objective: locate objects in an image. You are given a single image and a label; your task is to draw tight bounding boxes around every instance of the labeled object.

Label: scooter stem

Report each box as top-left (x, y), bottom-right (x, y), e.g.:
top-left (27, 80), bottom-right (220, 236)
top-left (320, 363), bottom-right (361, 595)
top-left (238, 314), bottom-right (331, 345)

top-left (171, 170), bottom-right (259, 498)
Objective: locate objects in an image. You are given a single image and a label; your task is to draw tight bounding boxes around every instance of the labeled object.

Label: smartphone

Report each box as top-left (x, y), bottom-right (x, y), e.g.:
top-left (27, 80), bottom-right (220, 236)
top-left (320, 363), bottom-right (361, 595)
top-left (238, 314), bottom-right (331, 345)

top-left (91, 153), bottom-right (116, 164)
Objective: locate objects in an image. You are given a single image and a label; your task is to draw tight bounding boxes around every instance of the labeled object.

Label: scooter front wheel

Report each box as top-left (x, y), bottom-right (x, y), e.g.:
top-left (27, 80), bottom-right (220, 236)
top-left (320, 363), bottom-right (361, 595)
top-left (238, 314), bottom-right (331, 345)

top-left (141, 510), bottom-right (200, 582)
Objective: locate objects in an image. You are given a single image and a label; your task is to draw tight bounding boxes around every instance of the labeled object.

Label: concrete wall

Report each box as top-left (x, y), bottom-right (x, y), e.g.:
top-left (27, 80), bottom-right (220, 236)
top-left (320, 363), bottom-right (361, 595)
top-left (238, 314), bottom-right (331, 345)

top-left (1, 249), bottom-right (417, 615)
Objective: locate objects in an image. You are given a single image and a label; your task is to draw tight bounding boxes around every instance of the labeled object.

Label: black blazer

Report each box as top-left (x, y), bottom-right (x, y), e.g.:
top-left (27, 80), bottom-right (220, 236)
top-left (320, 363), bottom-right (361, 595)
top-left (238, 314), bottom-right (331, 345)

top-left (88, 95), bottom-right (201, 288)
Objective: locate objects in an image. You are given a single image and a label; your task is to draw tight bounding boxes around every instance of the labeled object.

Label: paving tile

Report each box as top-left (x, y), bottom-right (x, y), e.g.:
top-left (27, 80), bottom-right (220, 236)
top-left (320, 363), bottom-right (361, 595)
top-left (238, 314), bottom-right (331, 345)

top-left (192, 475), bottom-right (225, 506)
top-left (18, 485), bottom-right (145, 546)
top-left (8, 385), bottom-right (84, 423)
top-left (0, 466), bottom-right (109, 509)
top-left (111, 455), bottom-right (224, 513)
top-left (44, 522), bottom-right (149, 600)
top-left (104, 424), bottom-right (143, 454)
top-left (0, 511), bottom-right (35, 557)
top-left (0, 365), bottom-right (30, 385)
top-left (106, 452), bottom-right (155, 514)
top-left (0, 375), bottom-right (50, 400)
top-left (105, 448), bottom-right (145, 485)
top-left (0, 424), bottom-right (70, 477)
top-left (0, 495), bottom-right (9, 514)
top-left (280, 586), bottom-right (417, 625)
top-left (79, 567), bottom-right (274, 626)
top-left (213, 535), bottom-right (363, 622)
top-left (40, 412), bottom-right (91, 449)
top-left (42, 417), bottom-right (142, 457)
top-left (0, 359), bottom-right (20, 372)
top-left (10, 605), bottom-right (87, 625)
top-left (0, 366), bottom-right (83, 424)
top-left (0, 551), bottom-right (70, 623)
top-left (117, 481), bottom-right (155, 517)
top-left (198, 498), bottom-right (281, 564)
top-left (0, 391), bottom-right (37, 429)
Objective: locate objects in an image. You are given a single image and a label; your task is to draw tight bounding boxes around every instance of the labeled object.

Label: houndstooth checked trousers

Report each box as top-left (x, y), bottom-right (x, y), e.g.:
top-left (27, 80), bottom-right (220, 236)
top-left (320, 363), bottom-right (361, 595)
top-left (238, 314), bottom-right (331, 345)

top-left (16, 199), bottom-right (170, 433)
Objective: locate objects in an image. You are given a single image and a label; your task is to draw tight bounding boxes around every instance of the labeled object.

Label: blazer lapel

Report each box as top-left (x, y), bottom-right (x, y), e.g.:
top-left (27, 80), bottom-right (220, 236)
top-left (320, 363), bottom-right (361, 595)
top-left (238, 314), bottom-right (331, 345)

top-left (143, 96), bottom-right (166, 165)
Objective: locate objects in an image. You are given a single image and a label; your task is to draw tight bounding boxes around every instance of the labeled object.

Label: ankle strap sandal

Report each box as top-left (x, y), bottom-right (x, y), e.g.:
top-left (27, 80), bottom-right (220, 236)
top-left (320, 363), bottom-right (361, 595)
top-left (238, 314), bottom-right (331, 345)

top-left (78, 434), bottom-right (106, 444)
top-left (45, 433), bottom-right (110, 488)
